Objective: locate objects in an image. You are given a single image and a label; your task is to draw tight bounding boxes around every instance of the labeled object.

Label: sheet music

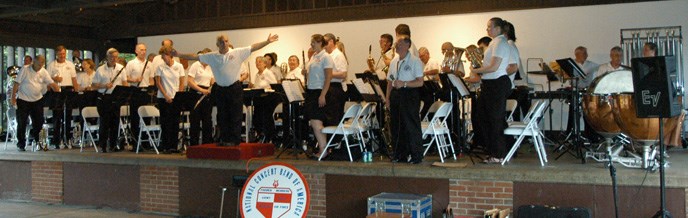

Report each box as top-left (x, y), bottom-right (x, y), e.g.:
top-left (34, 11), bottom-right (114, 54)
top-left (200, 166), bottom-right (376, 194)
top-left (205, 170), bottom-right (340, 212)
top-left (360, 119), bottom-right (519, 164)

top-left (352, 78), bottom-right (375, 94)
top-left (282, 80), bottom-right (305, 102)
top-left (447, 74), bottom-right (470, 97)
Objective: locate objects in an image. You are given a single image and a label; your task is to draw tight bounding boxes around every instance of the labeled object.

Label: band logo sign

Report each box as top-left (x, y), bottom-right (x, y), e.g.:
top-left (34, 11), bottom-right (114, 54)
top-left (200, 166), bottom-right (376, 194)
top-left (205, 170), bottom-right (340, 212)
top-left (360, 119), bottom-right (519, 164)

top-left (241, 162), bottom-right (310, 218)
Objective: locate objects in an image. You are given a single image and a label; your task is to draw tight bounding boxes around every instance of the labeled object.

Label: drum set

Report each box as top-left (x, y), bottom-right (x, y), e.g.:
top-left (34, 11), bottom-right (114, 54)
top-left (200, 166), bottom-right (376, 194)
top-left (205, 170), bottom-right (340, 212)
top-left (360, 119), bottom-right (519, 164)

top-left (583, 70), bottom-right (684, 169)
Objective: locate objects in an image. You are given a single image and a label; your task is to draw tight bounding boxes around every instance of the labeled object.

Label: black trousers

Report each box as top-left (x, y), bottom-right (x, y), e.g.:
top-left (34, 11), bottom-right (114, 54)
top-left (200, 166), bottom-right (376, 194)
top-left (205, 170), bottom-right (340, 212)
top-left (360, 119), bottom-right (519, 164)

top-left (252, 93), bottom-right (281, 141)
top-left (48, 86), bottom-right (74, 146)
top-left (325, 82), bottom-right (346, 126)
top-left (157, 98), bottom-right (180, 150)
top-left (129, 89), bottom-right (150, 140)
top-left (476, 76), bottom-right (511, 158)
top-left (390, 87), bottom-right (423, 162)
top-left (190, 89), bottom-right (213, 146)
top-left (16, 98), bottom-right (44, 148)
top-left (97, 94), bottom-right (120, 149)
top-left (212, 82), bottom-right (243, 145)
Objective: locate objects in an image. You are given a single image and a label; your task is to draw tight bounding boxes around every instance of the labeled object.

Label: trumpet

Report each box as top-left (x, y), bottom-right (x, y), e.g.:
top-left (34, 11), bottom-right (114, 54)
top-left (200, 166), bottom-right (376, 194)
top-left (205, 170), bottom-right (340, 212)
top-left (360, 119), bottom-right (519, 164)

top-left (465, 45), bottom-right (483, 69)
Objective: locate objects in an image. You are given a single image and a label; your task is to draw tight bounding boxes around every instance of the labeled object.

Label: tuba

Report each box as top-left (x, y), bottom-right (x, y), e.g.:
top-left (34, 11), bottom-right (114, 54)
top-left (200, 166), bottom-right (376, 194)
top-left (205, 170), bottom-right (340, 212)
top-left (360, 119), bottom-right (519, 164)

top-left (465, 45), bottom-right (483, 69)
top-left (442, 47), bottom-right (464, 75)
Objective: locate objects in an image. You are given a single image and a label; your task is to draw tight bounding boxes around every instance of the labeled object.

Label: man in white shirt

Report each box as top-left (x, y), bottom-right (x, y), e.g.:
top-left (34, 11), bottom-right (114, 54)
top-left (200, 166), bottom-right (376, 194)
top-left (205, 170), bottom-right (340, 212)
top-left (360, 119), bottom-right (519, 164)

top-left (324, 33), bottom-right (348, 124)
top-left (125, 43), bottom-right (153, 143)
top-left (12, 55), bottom-right (60, 151)
top-left (155, 46), bottom-right (185, 153)
top-left (92, 48), bottom-right (128, 152)
top-left (46, 45), bottom-right (79, 149)
top-left (395, 24), bottom-right (419, 57)
top-left (175, 33), bottom-right (278, 146)
top-left (418, 46), bottom-right (440, 116)
top-left (368, 34), bottom-right (395, 81)
top-left (385, 36), bottom-right (424, 164)
top-left (572, 46), bottom-right (599, 89)
top-left (596, 46), bottom-right (629, 78)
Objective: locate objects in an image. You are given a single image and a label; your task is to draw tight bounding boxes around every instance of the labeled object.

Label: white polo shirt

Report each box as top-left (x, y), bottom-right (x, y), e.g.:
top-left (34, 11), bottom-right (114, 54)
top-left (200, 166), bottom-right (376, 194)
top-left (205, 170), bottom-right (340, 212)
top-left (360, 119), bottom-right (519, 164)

top-left (125, 57), bottom-right (153, 87)
top-left (423, 58), bottom-right (441, 81)
top-left (188, 61), bottom-right (214, 87)
top-left (507, 40), bottom-right (521, 88)
top-left (199, 47), bottom-right (251, 86)
top-left (16, 66), bottom-right (54, 102)
top-left (94, 63), bottom-right (126, 94)
top-left (306, 50), bottom-right (335, 89)
top-left (252, 69), bottom-right (278, 90)
top-left (328, 48), bottom-right (348, 83)
top-left (481, 34), bottom-right (510, 80)
top-left (387, 53), bottom-right (423, 82)
top-left (46, 60), bottom-right (76, 87)
top-left (155, 62), bottom-right (184, 99)
top-left (285, 67), bottom-right (305, 85)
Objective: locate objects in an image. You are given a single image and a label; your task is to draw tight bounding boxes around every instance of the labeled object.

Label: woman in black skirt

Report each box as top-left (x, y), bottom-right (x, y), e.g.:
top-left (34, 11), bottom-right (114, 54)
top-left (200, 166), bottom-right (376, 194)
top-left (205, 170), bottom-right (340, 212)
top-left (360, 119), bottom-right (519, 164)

top-left (303, 34), bottom-right (334, 158)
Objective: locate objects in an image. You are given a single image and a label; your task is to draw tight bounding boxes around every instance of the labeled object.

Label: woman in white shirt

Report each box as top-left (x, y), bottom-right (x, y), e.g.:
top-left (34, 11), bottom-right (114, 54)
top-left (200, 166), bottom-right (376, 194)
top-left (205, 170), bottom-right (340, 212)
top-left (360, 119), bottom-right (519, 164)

top-left (187, 49), bottom-right (215, 146)
top-left (470, 17), bottom-right (513, 164)
top-left (284, 55), bottom-right (305, 85)
top-left (251, 56), bottom-right (280, 142)
top-left (264, 52), bottom-right (283, 81)
top-left (304, 34), bottom-right (335, 159)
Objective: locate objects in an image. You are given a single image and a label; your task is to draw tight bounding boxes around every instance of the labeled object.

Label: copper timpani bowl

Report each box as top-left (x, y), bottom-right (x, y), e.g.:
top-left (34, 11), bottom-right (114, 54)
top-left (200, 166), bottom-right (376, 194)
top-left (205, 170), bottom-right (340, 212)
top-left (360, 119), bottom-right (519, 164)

top-left (610, 93), bottom-right (680, 144)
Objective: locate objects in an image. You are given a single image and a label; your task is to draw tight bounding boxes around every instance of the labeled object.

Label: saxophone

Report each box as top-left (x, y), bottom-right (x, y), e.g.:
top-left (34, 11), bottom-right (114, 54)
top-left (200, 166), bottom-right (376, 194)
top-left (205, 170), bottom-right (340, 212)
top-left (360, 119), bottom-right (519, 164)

top-left (465, 45), bottom-right (483, 69)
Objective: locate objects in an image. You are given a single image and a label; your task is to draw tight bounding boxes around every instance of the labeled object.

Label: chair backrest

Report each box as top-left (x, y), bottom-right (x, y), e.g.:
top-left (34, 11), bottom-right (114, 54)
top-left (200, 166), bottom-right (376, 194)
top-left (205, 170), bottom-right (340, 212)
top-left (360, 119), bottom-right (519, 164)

top-left (357, 102), bottom-right (376, 126)
top-left (521, 100), bottom-right (542, 123)
top-left (425, 102), bottom-right (452, 133)
top-left (506, 99), bottom-right (518, 122)
top-left (337, 103), bottom-right (362, 127)
top-left (344, 101), bottom-right (358, 112)
top-left (524, 100), bottom-right (549, 128)
top-left (138, 105), bottom-right (160, 118)
top-left (120, 105), bottom-right (130, 117)
top-left (423, 101), bottom-right (445, 121)
top-left (81, 106), bottom-right (99, 119)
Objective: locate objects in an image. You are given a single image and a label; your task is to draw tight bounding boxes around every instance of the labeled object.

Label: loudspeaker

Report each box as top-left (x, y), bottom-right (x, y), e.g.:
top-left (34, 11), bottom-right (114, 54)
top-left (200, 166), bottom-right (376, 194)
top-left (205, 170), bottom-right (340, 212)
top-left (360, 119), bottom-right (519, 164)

top-left (631, 56), bottom-right (682, 118)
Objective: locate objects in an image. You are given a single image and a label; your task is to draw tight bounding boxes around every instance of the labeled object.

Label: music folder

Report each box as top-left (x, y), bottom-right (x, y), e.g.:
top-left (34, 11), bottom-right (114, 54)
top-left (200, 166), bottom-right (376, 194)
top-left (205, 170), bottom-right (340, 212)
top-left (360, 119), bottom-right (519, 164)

top-left (351, 78), bottom-right (380, 102)
top-left (555, 58), bottom-right (586, 80)
top-left (440, 74), bottom-right (471, 97)
top-left (110, 86), bottom-right (138, 104)
top-left (280, 80), bottom-right (305, 103)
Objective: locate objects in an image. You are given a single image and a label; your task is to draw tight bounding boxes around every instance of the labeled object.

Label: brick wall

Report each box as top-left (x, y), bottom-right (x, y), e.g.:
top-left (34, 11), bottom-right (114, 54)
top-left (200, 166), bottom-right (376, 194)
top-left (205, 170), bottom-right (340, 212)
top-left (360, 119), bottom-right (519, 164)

top-left (306, 173), bottom-right (326, 218)
top-left (449, 179), bottom-right (513, 217)
top-left (31, 161), bottom-right (63, 203)
top-left (140, 166), bottom-right (179, 215)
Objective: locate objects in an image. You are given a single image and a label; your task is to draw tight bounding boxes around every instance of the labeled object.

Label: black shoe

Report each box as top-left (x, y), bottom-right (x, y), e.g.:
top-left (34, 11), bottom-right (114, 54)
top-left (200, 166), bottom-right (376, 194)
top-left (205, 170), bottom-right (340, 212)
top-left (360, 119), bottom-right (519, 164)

top-left (17, 147), bottom-right (26, 152)
top-left (162, 149), bottom-right (171, 154)
top-left (410, 159), bottom-right (422, 164)
top-left (169, 149), bottom-right (180, 153)
top-left (100, 147), bottom-right (108, 153)
top-left (391, 158), bottom-right (408, 163)
top-left (52, 145), bottom-right (60, 150)
top-left (111, 147), bottom-right (122, 152)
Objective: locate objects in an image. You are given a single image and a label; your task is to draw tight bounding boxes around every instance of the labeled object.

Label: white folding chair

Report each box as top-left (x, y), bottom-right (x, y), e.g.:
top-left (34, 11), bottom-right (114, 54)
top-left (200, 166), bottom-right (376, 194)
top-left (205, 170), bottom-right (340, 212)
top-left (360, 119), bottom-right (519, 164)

top-left (507, 100), bottom-right (542, 127)
top-left (422, 101), bottom-right (445, 122)
top-left (136, 105), bottom-right (161, 154)
top-left (320, 104), bottom-right (363, 161)
top-left (421, 102), bottom-right (456, 162)
top-left (4, 108), bottom-right (18, 150)
top-left (80, 106), bottom-right (100, 153)
top-left (506, 99), bottom-right (518, 122)
top-left (502, 100), bottom-right (549, 166)
top-left (345, 102), bottom-right (376, 149)
top-left (117, 105), bottom-right (131, 146)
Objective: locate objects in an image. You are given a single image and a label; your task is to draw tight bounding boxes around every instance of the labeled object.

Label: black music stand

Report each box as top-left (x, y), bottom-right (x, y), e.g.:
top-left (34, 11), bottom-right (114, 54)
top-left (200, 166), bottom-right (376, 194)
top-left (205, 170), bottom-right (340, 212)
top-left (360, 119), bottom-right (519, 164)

top-left (174, 91), bottom-right (200, 152)
top-left (111, 86), bottom-right (139, 150)
top-left (274, 80), bottom-right (307, 159)
top-left (536, 63), bottom-right (564, 140)
top-left (553, 58), bottom-right (587, 163)
top-left (441, 74), bottom-right (477, 163)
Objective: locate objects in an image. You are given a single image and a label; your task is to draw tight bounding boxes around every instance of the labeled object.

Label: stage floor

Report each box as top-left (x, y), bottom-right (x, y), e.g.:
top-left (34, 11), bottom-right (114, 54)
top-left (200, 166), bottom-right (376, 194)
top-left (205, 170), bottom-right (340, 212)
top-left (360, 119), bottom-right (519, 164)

top-left (1, 141), bottom-right (687, 188)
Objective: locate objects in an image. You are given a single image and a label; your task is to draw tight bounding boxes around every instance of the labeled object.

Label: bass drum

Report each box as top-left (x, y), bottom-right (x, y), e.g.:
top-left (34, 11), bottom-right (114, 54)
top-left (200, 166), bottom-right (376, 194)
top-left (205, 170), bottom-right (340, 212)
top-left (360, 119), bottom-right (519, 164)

top-left (583, 70), bottom-right (633, 138)
top-left (611, 93), bottom-right (682, 145)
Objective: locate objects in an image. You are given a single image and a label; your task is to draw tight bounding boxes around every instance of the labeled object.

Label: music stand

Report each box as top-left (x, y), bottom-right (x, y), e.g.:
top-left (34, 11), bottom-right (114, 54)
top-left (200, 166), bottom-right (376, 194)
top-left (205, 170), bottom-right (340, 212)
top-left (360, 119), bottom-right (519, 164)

top-left (537, 63), bottom-right (564, 139)
top-left (174, 91), bottom-right (200, 152)
top-left (440, 74), bottom-right (476, 163)
top-left (275, 80), bottom-right (307, 159)
top-left (553, 58), bottom-right (586, 163)
top-left (111, 86), bottom-right (139, 150)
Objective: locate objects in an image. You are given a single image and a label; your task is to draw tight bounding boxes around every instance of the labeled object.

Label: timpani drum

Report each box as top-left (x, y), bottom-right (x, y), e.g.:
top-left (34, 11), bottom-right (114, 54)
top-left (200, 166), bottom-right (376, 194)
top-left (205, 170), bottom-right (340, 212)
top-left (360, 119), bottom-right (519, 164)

top-left (583, 70), bottom-right (634, 138)
top-left (611, 93), bottom-right (682, 145)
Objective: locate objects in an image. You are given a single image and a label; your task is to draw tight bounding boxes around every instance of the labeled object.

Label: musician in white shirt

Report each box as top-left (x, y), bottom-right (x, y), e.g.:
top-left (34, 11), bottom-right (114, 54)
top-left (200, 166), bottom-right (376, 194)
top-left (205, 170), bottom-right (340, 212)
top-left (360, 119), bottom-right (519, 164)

top-left (596, 46), bottom-right (629, 77)
top-left (418, 46), bottom-right (440, 116)
top-left (76, 59), bottom-right (96, 91)
top-left (187, 48), bottom-right (215, 146)
top-left (385, 36), bottom-right (424, 164)
top-left (92, 48), bottom-right (128, 152)
top-left (11, 55), bottom-right (60, 151)
top-left (573, 46), bottom-right (599, 89)
top-left (285, 55), bottom-right (305, 85)
top-left (324, 33), bottom-right (348, 125)
top-left (174, 33), bottom-right (279, 146)
top-left (46, 45), bottom-right (79, 149)
top-left (251, 56), bottom-right (280, 142)
top-left (264, 52), bottom-right (283, 81)
top-left (470, 17), bottom-right (512, 164)
top-left (155, 46), bottom-right (185, 153)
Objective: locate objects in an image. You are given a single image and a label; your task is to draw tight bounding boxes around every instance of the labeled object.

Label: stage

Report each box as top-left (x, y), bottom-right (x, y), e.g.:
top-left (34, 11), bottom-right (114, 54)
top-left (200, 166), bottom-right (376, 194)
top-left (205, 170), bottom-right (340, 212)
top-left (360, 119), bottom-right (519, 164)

top-left (0, 142), bottom-right (687, 218)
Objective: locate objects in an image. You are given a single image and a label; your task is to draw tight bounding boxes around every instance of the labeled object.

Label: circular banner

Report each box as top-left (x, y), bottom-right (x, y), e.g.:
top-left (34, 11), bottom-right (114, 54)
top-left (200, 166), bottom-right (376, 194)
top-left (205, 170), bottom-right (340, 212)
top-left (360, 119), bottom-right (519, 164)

top-left (240, 162), bottom-right (310, 218)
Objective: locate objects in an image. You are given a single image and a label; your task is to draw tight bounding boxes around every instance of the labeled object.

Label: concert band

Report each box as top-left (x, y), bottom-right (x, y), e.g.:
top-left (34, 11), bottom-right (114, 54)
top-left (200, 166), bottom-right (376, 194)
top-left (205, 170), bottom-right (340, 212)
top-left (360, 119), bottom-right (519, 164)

top-left (6, 18), bottom-right (682, 172)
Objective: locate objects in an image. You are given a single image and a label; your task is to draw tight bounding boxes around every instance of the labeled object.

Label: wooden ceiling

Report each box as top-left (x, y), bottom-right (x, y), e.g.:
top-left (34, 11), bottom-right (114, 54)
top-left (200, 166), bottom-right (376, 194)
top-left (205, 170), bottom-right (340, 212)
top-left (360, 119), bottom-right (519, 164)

top-left (0, 0), bottom-right (658, 52)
